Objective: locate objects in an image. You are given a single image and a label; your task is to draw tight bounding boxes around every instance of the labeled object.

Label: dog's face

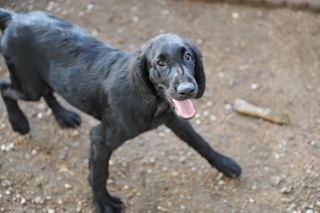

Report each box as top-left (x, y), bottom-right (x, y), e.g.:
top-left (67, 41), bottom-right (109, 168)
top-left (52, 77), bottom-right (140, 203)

top-left (130, 34), bottom-right (206, 120)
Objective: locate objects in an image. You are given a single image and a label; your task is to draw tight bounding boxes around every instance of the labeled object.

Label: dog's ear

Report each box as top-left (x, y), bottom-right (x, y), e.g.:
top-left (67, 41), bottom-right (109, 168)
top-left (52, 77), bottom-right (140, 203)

top-left (129, 48), bottom-right (155, 102)
top-left (189, 43), bottom-right (206, 99)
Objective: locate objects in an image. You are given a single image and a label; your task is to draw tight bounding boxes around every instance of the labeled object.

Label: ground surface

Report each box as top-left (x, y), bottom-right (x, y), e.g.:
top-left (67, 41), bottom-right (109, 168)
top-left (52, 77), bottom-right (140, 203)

top-left (0, 0), bottom-right (320, 213)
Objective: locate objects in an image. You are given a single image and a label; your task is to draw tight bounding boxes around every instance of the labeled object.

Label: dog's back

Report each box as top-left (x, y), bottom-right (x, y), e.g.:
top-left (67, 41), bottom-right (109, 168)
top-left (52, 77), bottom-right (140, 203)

top-left (0, 8), bottom-right (134, 121)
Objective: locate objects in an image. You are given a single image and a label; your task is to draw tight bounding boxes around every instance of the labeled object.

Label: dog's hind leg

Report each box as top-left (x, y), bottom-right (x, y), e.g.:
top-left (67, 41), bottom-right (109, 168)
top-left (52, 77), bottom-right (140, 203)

top-left (88, 124), bottom-right (124, 213)
top-left (43, 93), bottom-right (81, 128)
top-left (0, 79), bottom-right (30, 134)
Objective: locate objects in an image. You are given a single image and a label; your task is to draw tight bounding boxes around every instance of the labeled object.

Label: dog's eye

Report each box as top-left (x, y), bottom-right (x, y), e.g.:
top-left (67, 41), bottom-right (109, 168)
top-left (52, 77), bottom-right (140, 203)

top-left (185, 53), bottom-right (192, 61)
top-left (157, 60), bottom-right (165, 67)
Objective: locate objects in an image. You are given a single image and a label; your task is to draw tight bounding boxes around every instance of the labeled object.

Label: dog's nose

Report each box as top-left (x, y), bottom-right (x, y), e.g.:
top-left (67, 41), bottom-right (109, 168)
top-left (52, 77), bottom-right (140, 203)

top-left (177, 83), bottom-right (195, 97)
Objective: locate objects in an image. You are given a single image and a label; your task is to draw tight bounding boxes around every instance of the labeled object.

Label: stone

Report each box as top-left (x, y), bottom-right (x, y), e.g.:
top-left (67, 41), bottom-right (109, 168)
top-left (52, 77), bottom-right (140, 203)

top-left (270, 176), bottom-right (281, 186)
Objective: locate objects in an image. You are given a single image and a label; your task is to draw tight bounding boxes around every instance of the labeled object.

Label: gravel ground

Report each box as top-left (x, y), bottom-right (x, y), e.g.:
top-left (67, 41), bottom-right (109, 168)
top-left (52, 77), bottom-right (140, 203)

top-left (0, 0), bottom-right (320, 212)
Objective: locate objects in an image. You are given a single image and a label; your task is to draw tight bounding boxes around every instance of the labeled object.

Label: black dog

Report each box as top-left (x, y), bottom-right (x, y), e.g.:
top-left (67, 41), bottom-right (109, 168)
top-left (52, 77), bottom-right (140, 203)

top-left (0, 9), bottom-right (241, 212)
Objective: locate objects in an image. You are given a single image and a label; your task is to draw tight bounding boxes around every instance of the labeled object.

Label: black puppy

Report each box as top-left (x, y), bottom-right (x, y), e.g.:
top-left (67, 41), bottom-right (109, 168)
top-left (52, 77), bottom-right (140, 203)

top-left (0, 9), bottom-right (241, 212)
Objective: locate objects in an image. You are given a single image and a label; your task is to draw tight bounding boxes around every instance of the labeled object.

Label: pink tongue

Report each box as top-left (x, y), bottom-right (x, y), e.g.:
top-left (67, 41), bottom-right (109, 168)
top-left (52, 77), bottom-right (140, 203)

top-left (171, 99), bottom-right (195, 119)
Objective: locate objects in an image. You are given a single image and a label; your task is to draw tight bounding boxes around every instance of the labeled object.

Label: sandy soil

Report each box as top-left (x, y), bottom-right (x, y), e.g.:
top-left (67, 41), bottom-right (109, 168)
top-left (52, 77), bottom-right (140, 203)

top-left (0, 0), bottom-right (320, 212)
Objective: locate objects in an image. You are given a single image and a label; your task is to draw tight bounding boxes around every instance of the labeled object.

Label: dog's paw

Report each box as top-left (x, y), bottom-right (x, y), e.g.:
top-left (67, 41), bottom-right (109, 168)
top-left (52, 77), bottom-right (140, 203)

top-left (8, 109), bottom-right (30, 135)
top-left (94, 195), bottom-right (124, 213)
top-left (213, 155), bottom-right (241, 178)
top-left (54, 108), bottom-right (81, 128)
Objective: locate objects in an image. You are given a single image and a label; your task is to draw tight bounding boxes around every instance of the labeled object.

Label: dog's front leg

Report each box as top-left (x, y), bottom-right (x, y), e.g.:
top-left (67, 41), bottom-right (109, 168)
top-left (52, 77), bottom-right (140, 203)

top-left (88, 124), bottom-right (123, 213)
top-left (165, 117), bottom-right (241, 178)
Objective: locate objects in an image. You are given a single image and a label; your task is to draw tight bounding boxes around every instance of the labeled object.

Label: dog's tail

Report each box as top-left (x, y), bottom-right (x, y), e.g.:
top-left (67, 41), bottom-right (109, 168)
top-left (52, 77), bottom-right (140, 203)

top-left (0, 8), bottom-right (13, 32)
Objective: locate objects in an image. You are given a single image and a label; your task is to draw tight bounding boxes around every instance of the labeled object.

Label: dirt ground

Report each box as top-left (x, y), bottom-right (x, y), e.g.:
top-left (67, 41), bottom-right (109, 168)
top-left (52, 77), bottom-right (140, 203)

top-left (0, 0), bottom-right (320, 212)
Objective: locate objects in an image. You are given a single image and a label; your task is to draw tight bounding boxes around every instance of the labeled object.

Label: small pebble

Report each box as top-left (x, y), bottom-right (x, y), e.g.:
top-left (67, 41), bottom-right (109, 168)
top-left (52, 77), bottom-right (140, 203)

top-left (270, 176), bottom-right (281, 186)
top-left (107, 179), bottom-right (114, 184)
top-left (131, 6), bottom-right (138, 11)
top-left (150, 157), bottom-right (156, 163)
top-left (57, 198), bottom-right (63, 205)
top-left (224, 104), bottom-right (232, 111)
top-left (162, 167), bottom-right (168, 172)
top-left (139, 141), bottom-right (145, 147)
top-left (196, 39), bottom-right (203, 45)
top-left (132, 16), bottom-right (139, 22)
top-left (72, 130), bottom-right (79, 137)
top-left (86, 4), bottom-right (94, 13)
top-left (5, 190), bottom-right (11, 195)
top-left (195, 119), bottom-right (201, 125)
top-left (5, 145), bottom-right (11, 152)
top-left (215, 173), bottom-right (223, 181)
top-left (48, 209), bottom-right (55, 213)
top-left (37, 113), bottom-right (43, 118)
top-left (210, 115), bottom-right (217, 122)
top-left (62, 10), bottom-right (68, 16)
top-left (239, 65), bottom-right (246, 70)
top-left (232, 12), bottom-right (239, 19)
top-left (218, 180), bottom-right (225, 185)
top-left (20, 198), bottom-right (26, 205)
top-left (34, 196), bottom-right (44, 204)
top-left (249, 198), bottom-right (254, 203)
top-left (180, 205), bottom-right (186, 210)
top-left (46, 5), bottom-right (53, 11)
top-left (31, 149), bottom-right (37, 156)
top-left (59, 152), bottom-right (68, 160)
top-left (117, 29), bottom-right (124, 34)
top-left (206, 101), bottom-right (213, 107)
top-left (91, 30), bottom-right (99, 37)
top-left (305, 210), bottom-right (313, 213)
top-left (159, 132), bottom-right (165, 138)
top-left (306, 84), bottom-right (313, 91)
top-left (281, 187), bottom-right (287, 194)
top-left (64, 183), bottom-right (72, 189)
top-left (78, 11), bottom-right (84, 17)
top-left (251, 83), bottom-right (259, 90)
top-left (162, 10), bottom-right (169, 15)
top-left (179, 156), bottom-right (186, 163)
top-left (46, 109), bottom-right (52, 116)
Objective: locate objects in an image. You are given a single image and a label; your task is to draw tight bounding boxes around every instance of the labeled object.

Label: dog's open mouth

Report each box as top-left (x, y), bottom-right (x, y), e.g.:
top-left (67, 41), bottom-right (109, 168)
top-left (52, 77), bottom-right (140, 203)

top-left (163, 91), bottom-right (195, 119)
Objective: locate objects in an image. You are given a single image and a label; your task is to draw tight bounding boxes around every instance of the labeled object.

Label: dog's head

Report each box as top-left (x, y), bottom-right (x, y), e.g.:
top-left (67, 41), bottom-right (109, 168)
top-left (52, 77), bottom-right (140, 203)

top-left (130, 34), bottom-right (205, 120)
